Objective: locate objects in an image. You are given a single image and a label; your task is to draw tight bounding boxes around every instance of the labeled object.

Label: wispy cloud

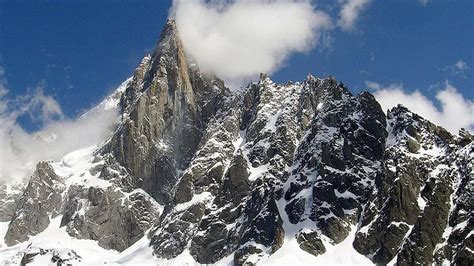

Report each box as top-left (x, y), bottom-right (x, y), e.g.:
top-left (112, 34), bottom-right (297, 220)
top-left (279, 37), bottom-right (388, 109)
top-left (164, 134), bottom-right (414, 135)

top-left (454, 60), bottom-right (469, 72)
top-left (338, 0), bottom-right (372, 31)
top-left (419, 0), bottom-right (429, 6)
top-left (171, 0), bottom-right (332, 86)
top-left (442, 59), bottom-right (470, 78)
top-left (15, 85), bottom-right (64, 123)
top-left (0, 66), bottom-right (121, 184)
top-left (367, 80), bottom-right (474, 133)
top-left (452, 60), bottom-right (469, 77)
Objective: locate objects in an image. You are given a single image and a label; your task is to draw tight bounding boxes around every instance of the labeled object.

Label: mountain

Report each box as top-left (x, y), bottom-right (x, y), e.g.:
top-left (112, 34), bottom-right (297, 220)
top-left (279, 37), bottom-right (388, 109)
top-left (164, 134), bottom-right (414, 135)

top-left (0, 20), bottom-right (472, 265)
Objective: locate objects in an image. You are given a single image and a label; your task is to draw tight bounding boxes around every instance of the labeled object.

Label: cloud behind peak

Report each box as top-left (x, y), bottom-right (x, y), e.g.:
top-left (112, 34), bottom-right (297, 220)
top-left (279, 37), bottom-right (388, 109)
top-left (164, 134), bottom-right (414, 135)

top-left (369, 80), bottom-right (474, 134)
top-left (171, 0), bottom-right (332, 86)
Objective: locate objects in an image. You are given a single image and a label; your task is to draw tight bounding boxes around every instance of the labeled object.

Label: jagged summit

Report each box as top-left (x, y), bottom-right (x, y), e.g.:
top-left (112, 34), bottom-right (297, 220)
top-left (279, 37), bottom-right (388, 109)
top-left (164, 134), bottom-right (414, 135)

top-left (0, 20), bottom-right (472, 265)
top-left (102, 18), bottom-right (228, 205)
top-left (159, 19), bottom-right (178, 40)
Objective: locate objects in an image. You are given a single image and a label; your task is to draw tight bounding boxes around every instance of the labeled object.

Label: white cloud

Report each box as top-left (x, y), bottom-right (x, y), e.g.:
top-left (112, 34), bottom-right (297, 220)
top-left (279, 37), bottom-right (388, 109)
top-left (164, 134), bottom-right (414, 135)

top-left (368, 80), bottom-right (474, 134)
top-left (365, 80), bottom-right (383, 91)
top-left (15, 86), bottom-right (64, 123)
top-left (338, 0), bottom-right (371, 31)
top-left (171, 0), bottom-right (332, 86)
top-left (0, 67), bottom-right (121, 184)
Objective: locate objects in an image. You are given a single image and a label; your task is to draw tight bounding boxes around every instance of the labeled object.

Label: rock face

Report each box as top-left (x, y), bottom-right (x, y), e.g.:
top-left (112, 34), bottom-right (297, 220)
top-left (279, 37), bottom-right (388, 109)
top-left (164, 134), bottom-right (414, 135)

top-left (2, 19), bottom-right (472, 265)
top-left (103, 20), bottom-right (227, 205)
top-left (4, 162), bottom-right (65, 246)
top-left (353, 106), bottom-right (473, 265)
top-left (0, 183), bottom-right (24, 222)
top-left (60, 185), bottom-right (161, 251)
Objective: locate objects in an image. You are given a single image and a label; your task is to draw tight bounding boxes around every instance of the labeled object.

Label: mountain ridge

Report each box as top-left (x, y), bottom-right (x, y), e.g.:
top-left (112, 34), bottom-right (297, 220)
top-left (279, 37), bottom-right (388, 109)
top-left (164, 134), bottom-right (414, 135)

top-left (0, 19), bottom-right (472, 265)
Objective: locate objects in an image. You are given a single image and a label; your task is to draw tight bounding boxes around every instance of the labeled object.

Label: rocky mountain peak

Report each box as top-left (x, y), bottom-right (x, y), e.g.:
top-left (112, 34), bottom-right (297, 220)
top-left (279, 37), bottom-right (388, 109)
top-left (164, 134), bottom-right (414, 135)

top-left (387, 104), bottom-right (454, 152)
top-left (101, 19), bottom-right (228, 205)
top-left (1, 20), bottom-right (472, 266)
top-left (4, 162), bottom-right (65, 246)
top-left (158, 19), bottom-right (179, 42)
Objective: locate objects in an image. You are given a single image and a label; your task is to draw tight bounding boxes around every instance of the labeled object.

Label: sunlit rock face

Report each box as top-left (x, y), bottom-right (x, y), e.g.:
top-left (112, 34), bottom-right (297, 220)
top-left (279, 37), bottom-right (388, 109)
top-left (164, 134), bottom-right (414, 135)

top-left (2, 20), bottom-right (472, 266)
top-left (4, 162), bottom-right (65, 246)
top-left (103, 20), bottom-right (228, 205)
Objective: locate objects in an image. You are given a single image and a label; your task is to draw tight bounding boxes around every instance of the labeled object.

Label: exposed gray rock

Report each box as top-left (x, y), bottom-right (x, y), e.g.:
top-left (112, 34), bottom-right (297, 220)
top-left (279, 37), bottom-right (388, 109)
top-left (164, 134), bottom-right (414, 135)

top-left (434, 143), bottom-right (473, 265)
top-left (60, 185), bottom-right (161, 251)
top-left (149, 90), bottom-right (240, 260)
top-left (103, 20), bottom-right (228, 205)
top-left (354, 106), bottom-right (472, 265)
top-left (219, 152), bottom-right (250, 205)
top-left (296, 231), bottom-right (326, 257)
top-left (4, 162), bottom-right (65, 246)
top-left (407, 137), bottom-right (421, 153)
top-left (0, 183), bottom-right (24, 222)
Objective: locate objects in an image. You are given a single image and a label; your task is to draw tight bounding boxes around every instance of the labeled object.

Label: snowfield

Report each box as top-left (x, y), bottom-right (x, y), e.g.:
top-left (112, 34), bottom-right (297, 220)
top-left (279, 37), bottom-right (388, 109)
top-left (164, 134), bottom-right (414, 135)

top-left (0, 217), bottom-right (373, 265)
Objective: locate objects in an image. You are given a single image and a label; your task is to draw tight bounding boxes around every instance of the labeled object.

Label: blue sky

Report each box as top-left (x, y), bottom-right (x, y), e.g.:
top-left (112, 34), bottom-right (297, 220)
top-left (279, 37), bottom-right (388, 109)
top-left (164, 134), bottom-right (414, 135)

top-left (0, 0), bottom-right (472, 132)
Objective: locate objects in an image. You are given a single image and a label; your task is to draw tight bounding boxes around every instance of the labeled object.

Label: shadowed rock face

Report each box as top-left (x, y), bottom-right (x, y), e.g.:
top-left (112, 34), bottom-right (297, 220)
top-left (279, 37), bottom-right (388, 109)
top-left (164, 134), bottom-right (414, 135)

top-left (2, 19), bottom-right (472, 265)
top-left (149, 74), bottom-right (388, 264)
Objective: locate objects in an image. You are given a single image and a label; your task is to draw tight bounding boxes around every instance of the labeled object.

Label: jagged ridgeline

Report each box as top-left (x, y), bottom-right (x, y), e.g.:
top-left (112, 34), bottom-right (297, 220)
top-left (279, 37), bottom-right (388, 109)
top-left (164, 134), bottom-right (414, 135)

top-left (1, 20), bottom-right (472, 265)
